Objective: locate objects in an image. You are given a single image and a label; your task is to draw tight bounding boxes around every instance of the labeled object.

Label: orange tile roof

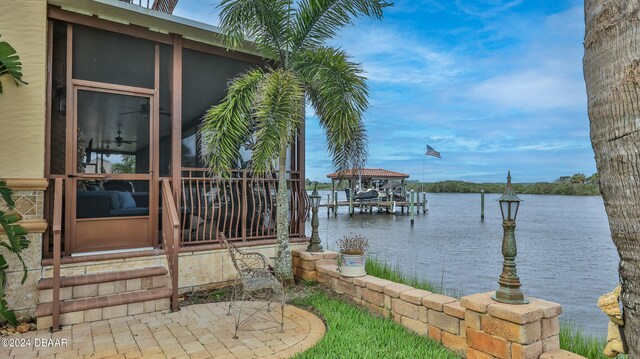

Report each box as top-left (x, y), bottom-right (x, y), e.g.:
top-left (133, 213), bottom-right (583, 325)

top-left (326, 168), bottom-right (410, 179)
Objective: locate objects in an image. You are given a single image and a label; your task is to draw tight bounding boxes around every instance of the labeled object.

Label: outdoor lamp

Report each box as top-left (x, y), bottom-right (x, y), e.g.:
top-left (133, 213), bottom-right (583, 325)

top-left (307, 183), bottom-right (324, 252)
top-left (56, 87), bottom-right (66, 115)
top-left (493, 171), bottom-right (528, 305)
top-left (499, 173), bottom-right (521, 222)
top-left (310, 186), bottom-right (321, 209)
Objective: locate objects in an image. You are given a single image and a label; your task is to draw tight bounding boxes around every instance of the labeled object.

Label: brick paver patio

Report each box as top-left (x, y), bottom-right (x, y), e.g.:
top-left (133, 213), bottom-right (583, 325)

top-left (0, 302), bottom-right (325, 359)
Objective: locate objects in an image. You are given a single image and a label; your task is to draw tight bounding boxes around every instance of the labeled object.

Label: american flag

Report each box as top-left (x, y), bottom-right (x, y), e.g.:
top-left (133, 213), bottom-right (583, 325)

top-left (425, 145), bottom-right (441, 158)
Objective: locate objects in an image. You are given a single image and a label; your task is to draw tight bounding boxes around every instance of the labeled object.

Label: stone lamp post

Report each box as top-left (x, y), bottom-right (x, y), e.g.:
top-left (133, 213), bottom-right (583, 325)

top-left (307, 183), bottom-right (324, 252)
top-left (493, 171), bottom-right (528, 304)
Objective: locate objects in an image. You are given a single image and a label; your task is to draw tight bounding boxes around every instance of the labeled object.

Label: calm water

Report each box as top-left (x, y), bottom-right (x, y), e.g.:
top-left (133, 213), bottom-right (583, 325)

top-left (306, 191), bottom-right (618, 336)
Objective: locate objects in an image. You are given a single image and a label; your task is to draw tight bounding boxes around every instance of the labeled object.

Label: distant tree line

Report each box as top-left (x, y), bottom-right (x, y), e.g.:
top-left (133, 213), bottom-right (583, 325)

top-left (306, 173), bottom-right (600, 196)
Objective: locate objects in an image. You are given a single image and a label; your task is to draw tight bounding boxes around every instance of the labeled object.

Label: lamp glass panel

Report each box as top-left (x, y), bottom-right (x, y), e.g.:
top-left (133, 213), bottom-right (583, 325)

top-left (500, 201), bottom-right (510, 221)
top-left (512, 201), bottom-right (520, 220)
top-left (310, 195), bottom-right (320, 208)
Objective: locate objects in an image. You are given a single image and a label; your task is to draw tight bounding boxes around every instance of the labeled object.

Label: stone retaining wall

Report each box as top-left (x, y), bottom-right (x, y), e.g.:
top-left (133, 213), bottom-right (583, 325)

top-left (292, 249), bottom-right (586, 359)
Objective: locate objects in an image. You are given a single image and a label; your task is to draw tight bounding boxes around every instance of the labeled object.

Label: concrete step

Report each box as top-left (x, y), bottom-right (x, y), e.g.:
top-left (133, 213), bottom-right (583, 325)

top-left (35, 287), bottom-right (172, 329)
top-left (38, 266), bottom-right (168, 302)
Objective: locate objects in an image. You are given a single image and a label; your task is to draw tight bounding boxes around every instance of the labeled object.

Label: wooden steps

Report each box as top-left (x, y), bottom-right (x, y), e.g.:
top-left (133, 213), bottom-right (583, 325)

top-left (36, 266), bottom-right (172, 329)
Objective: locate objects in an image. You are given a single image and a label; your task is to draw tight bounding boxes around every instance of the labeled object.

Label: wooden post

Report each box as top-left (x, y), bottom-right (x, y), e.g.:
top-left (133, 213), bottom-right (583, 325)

top-left (327, 193), bottom-right (330, 217)
top-left (331, 179), bottom-right (336, 215)
top-left (410, 190), bottom-right (415, 226)
top-left (334, 190), bottom-right (338, 216)
top-left (349, 180), bottom-right (354, 216)
top-left (171, 34), bottom-right (183, 206)
top-left (481, 189), bottom-right (485, 222)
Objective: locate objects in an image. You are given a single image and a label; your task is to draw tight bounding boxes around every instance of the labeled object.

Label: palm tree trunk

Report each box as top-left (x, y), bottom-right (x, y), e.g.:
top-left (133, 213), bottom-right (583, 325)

top-left (584, 1), bottom-right (640, 354)
top-left (274, 140), bottom-right (293, 282)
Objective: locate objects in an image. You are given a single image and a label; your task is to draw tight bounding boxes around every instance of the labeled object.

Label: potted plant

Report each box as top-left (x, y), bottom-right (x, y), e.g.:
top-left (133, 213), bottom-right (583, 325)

top-left (337, 234), bottom-right (369, 277)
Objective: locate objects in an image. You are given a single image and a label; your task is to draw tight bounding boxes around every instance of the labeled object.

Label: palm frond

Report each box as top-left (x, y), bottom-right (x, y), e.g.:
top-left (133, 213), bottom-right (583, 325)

top-left (217, 0), bottom-right (293, 61)
top-left (0, 35), bottom-right (28, 94)
top-left (200, 68), bottom-right (265, 176)
top-left (294, 47), bottom-right (369, 171)
top-left (291, 0), bottom-right (391, 53)
top-left (251, 69), bottom-right (305, 173)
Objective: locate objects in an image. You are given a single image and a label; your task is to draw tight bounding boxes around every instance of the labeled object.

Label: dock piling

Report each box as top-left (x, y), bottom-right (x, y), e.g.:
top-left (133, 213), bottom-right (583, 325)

top-left (481, 189), bottom-right (485, 222)
top-left (424, 192), bottom-right (428, 213)
top-left (327, 194), bottom-right (331, 217)
top-left (410, 190), bottom-right (415, 226)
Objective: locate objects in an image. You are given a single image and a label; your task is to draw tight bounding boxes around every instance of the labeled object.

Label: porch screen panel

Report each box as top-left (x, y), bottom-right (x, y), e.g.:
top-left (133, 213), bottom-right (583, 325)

top-left (50, 21), bottom-right (68, 175)
top-left (181, 48), bottom-right (255, 168)
top-left (72, 25), bottom-right (154, 89)
top-left (76, 90), bottom-right (150, 175)
top-left (159, 44), bottom-right (173, 177)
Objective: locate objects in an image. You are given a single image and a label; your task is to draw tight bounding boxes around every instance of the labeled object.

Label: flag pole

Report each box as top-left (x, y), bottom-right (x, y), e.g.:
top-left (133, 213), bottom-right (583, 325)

top-left (422, 144), bottom-right (426, 193)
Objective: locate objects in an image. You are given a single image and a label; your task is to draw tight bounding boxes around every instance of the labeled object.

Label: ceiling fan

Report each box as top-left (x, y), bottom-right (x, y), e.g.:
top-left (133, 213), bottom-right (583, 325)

top-left (119, 101), bottom-right (171, 117)
top-left (114, 128), bottom-right (136, 147)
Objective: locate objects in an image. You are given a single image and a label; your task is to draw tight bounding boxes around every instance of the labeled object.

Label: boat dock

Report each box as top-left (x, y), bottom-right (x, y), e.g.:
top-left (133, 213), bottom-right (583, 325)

top-left (323, 168), bottom-right (428, 216)
top-left (319, 191), bottom-right (428, 216)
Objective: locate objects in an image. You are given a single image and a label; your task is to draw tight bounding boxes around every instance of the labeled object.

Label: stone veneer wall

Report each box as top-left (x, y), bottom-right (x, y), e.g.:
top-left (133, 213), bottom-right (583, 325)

top-left (42, 242), bottom-right (308, 293)
top-left (176, 242), bottom-right (308, 293)
top-left (292, 249), bottom-right (586, 359)
top-left (1, 189), bottom-right (45, 321)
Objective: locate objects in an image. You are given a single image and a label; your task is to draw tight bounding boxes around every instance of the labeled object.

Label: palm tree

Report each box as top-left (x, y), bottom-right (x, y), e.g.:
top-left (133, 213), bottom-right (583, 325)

top-left (200, 0), bottom-right (391, 281)
top-left (584, 0), bottom-right (640, 354)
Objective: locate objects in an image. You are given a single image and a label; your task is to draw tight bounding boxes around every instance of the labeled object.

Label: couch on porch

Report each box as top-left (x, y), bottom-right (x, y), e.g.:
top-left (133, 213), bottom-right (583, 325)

top-left (77, 190), bottom-right (149, 218)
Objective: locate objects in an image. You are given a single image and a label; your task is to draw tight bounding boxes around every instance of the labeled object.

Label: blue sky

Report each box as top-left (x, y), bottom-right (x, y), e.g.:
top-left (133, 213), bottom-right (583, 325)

top-left (174, 0), bottom-right (593, 183)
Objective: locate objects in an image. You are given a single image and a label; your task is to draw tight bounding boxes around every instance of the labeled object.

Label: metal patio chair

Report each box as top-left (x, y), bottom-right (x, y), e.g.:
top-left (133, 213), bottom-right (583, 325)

top-left (218, 233), bottom-right (286, 339)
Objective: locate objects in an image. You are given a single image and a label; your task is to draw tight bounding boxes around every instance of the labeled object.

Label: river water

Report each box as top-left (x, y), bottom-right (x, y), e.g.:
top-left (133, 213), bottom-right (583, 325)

top-left (306, 191), bottom-right (618, 336)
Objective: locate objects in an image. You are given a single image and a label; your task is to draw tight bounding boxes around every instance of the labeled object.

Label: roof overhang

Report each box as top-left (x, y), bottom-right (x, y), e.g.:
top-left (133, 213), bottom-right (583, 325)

top-left (48, 0), bottom-right (263, 58)
top-left (327, 169), bottom-right (410, 180)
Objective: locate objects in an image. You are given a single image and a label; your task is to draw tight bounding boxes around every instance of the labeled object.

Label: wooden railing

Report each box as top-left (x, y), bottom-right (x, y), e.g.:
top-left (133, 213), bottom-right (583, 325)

top-left (118, 0), bottom-right (179, 14)
top-left (51, 178), bottom-right (63, 331)
top-left (180, 168), bottom-right (310, 245)
top-left (161, 179), bottom-right (180, 311)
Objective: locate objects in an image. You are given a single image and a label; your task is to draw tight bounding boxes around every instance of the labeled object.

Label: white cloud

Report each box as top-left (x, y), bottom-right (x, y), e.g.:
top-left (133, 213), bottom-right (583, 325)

top-left (468, 70), bottom-right (586, 111)
top-left (334, 27), bottom-right (461, 87)
top-left (466, 6), bottom-right (586, 112)
top-left (454, 0), bottom-right (524, 17)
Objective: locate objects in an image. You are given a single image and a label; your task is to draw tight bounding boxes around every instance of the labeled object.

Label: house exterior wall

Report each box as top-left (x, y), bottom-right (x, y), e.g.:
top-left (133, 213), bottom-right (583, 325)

top-left (0, 0), bottom-right (48, 179)
top-left (0, 0), bottom-right (48, 320)
top-left (0, 1), bottom-right (308, 320)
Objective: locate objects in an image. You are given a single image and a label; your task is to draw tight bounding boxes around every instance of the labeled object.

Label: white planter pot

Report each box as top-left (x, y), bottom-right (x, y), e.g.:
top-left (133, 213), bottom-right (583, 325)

top-left (339, 254), bottom-right (366, 277)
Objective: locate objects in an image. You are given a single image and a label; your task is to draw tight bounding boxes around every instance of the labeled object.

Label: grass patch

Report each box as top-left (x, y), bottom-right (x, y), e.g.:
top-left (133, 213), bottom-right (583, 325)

top-left (560, 320), bottom-right (605, 359)
top-left (560, 320), bottom-right (626, 359)
top-left (292, 291), bottom-right (460, 358)
top-left (366, 256), bottom-right (462, 298)
top-left (560, 319), bottom-right (627, 359)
